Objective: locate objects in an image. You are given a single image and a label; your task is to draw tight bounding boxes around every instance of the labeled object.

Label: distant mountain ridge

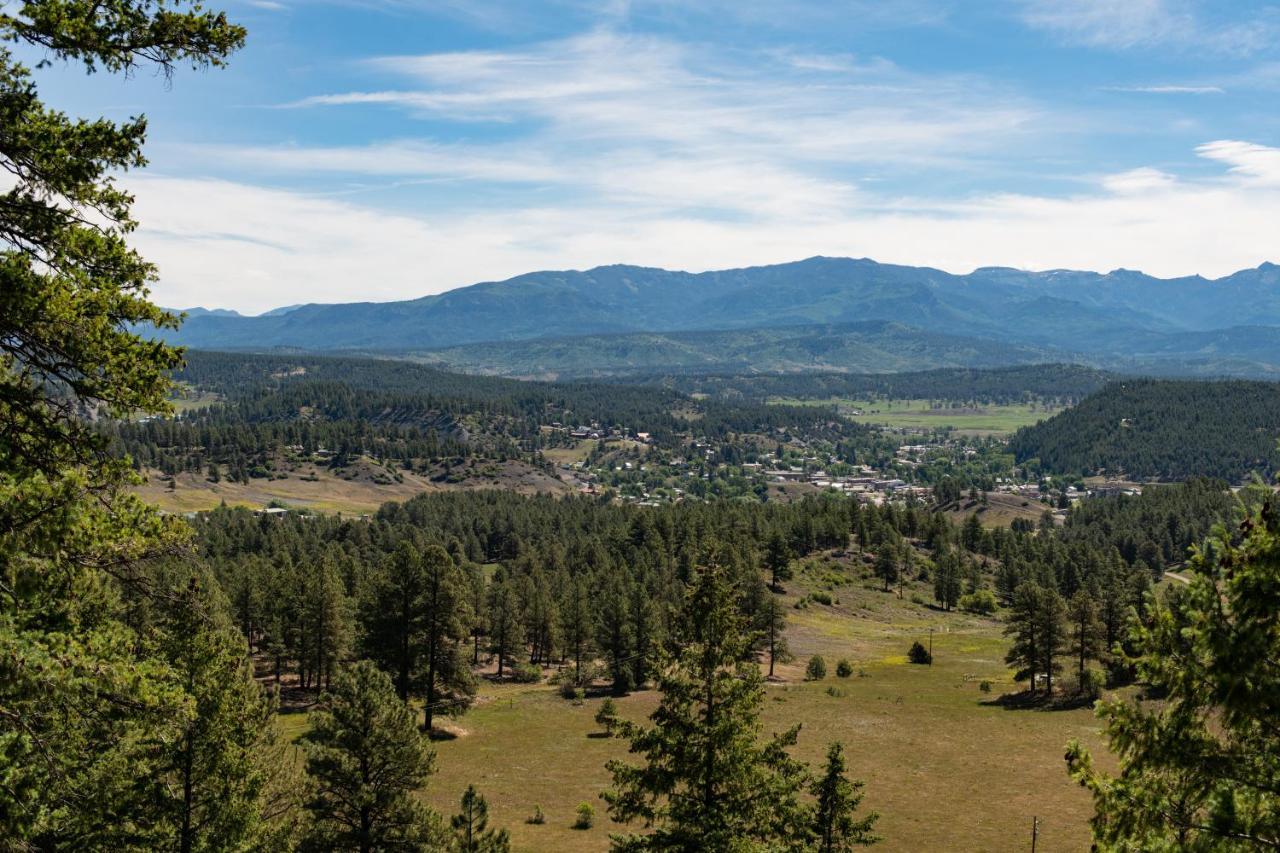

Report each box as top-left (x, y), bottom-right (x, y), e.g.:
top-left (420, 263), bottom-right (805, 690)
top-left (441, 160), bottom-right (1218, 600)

top-left (157, 257), bottom-right (1280, 375)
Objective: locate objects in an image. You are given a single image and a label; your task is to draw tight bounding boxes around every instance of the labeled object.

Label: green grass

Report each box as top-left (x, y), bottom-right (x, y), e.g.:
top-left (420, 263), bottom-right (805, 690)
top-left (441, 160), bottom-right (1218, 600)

top-left (265, 551), bottom-right (1106, 852)
top-left (768, 397), bottom-right (1062, 436)
top-left (416, 563), bottom-right (1105, 852)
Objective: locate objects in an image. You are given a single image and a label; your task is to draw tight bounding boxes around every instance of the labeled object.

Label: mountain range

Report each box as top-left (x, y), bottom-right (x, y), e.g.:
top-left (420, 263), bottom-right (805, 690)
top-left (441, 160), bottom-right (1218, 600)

top-left (159, 257), bottom-right (1280, 377)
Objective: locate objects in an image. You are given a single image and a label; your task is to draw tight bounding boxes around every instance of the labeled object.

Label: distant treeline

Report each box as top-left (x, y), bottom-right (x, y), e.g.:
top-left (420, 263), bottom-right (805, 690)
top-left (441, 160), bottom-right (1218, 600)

top-left (1009, 379), bottom-right (1280, 482)
top-left (622, 363), bottom-right (1112, 405)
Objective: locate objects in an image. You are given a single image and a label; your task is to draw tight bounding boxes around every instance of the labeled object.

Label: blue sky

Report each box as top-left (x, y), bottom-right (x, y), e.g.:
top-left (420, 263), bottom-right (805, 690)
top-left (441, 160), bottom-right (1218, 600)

top-left (31, 0), bottom-right (1280, 312)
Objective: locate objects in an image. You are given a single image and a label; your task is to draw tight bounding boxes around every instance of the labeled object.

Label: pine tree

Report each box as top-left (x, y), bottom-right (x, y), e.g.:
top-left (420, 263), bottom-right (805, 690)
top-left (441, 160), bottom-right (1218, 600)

top-left (487, 575), bottom-right (524, 679)
top-left (450, 785), bottom-right (511, 853)
top-left (0, 0), bottom-right (244, 843)
top-left (1004, 583), bottom-right (1066, 696)
top-left (156, 570), bottom-right (301, 853)
top-left (603, 560), bottom-right (811, 851)
top-left (463, 562), bottom-right (489, 667)
top-left (307, 552), bottom-right (353, 692)
top-left (360, 541), bottom-right (431, 702)
top-left (1067, 501), bottom-right (1280, 849)
top-left (811, 742), bottom-right (879, 851)
top-left (933, 548), bottom-right (962, 611)
top-left (560, 573), bottom-right (595, 685)
top-left (419, 544), bottom-right (476, 732)
top-left (302, 661), bottom-right (447, 851)
top-left (596, 573), bottom-right (636, 693)
top-left (759, 592), bottom-right (790, 678)
top-left (1065, 589), bottom-right (1103, 692)
top-left (873, 546), bottom-right (898, 593)
top-left (763, 530), bottom-right (794, 590)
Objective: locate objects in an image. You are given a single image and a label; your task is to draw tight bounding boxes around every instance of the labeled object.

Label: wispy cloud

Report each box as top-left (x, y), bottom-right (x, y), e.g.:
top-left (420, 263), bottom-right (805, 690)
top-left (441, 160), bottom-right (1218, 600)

top-left (256, 30), bottom-right (1037, 223)
top-left (138, 140), bottom-right (1280, 314)
top-left (1196, 139), bottom-right (1280, 186)
top-left (1019, 0), bottom-right (1279, 54)
top-left (1104, 84), bottom-right (1224, 94)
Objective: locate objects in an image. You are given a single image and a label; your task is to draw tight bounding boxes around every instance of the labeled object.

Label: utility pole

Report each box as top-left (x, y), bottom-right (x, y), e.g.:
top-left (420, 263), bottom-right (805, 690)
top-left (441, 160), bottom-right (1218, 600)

top-left (1030, 816), bottom-right (1039, 852)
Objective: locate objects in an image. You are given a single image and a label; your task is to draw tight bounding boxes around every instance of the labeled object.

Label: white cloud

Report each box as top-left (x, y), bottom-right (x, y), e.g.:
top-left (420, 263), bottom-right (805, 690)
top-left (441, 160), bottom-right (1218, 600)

top-left (1019, 0), bottom-right (1278, 54)
top-left (237, 31), bottom-right (1038, 224)
top-left (135, 142), bottom-right (1280, 315)
top-left (1101, 167), bottom-right (1177, 193)
top-left (1105, 84), bottom-right (1224, 94)
top-left (1195, 139), bottom-right (1280, 185)
top-left (295, 31), bottom-right (1036, 159)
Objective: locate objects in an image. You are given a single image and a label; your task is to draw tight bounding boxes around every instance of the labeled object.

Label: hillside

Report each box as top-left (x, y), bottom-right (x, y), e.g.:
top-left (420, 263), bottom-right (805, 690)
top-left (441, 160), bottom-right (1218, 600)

top-left (634, 363), bottom-right (1113, 404)
top-left (404, 321), bottom-right (1063, 378)
top-left (1009, 379), bottom-right (1280, 482)
top-left (156, 257), bottom-right (1280, 375)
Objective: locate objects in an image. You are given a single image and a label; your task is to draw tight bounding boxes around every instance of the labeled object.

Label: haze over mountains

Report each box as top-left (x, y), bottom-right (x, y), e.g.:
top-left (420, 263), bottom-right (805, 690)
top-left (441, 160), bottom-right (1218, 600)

top-left (163, 257), bottom-right (1280, 378)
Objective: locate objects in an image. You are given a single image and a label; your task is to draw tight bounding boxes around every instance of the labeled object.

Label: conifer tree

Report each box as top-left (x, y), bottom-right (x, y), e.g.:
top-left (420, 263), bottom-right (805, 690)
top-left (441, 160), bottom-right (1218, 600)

top-left (463, 562), bottom-right (489, 666)
top-left (759, 592), bottom-right (790, 678)
top-left (1067, 502), bottom-right (1280, 849)
top-left (450, 785), bottom-right (511, 853)
top-left (0, 0), bottom-right (244, 842)
top-left (873, 545), bottom-right (898, 592)
top-left (811, 742), bottom-right (878, 851)
top-left (603, 560), bottom-right (810, 851)
top-left (487, 575), bottom-right (523, 679)
top-left (360, 540), bottom-right (431, 702)
top-left (933, 548), bottom-right (962, 611)
top-left (1065, 589), bottom-right (1103, 692)
top-left (302, 661), bottom-right (447, 851)
top-left (307, 552), bottom-right (353, 692)
top-left (155, 569), bottom-right (302, 853)
top-left (763, 530), bottom-right (794, 590)
top-left (596, 574), bottom-right (636, 693)
top-left (1004, 582), bottom-right (1066, 695)
top-left (560, 573), bottom-right (595, 685)
top-left (420, 544), bottom-right (476, 732)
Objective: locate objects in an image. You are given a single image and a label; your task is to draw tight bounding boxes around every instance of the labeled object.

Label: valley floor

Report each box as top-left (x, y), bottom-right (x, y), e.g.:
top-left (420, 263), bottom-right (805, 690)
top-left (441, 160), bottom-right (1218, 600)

top-left (279, 554), bottom-right (1111, 852)
top-left (135, 459), bottom-right (570, 514)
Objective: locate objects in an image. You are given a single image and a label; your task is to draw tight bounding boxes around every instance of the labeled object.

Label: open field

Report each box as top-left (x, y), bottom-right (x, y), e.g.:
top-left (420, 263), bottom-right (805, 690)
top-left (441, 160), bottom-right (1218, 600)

top-left (135, 459), bottom-right (569, 515)
top-left (940, 492), bottom-right (1057, 528)
top-left (413, 557), bottom-right (1105, 852)
top-left (769, 397), bottom-right (1063, 436)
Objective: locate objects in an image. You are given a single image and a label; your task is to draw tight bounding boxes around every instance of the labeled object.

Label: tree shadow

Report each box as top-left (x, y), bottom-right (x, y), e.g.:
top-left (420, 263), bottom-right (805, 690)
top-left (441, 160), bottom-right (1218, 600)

top-left (983, 690), bottom-right (1096, 712)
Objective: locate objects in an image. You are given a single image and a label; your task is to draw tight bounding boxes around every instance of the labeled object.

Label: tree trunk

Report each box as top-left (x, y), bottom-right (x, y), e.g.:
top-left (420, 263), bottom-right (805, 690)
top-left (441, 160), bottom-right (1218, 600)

top-left (179, 732), bottom-right (194, 853)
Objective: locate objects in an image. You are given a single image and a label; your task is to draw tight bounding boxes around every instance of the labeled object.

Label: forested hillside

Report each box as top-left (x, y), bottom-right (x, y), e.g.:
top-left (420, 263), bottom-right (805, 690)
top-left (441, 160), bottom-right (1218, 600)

top-left (1009, 379), bottom-right (1280, 482)
top-left (111, 351), bottom-right (881, 482)
top-left (156, 258), bottom-right (1280, 379)
top-left (635, 364), bottom-right (1111, 405)
top-left (404, 321), bottom-right (1062, 378)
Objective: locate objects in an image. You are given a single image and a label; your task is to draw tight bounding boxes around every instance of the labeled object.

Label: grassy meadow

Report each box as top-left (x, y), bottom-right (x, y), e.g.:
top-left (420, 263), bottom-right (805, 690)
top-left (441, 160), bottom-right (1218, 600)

top-left (275, 549), bottom-right (1111, 852)
top-left (769, 397), bottom-right (1063, 436)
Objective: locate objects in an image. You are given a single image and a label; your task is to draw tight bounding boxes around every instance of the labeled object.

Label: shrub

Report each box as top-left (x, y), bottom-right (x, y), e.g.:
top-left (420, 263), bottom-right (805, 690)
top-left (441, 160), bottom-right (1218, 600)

top-left (825, 685), bottom-right (847, 698)
top-left (574, 802), bottom-right (594, 829)
top-left (810, 591), bottom-right (833, 606)
top-left (805, 655), bottom-right (827, 681)
top-left (908, 641), bottom-right (932, 665)
top-left (1078, 667), bottom-right (1105, 701)
top-left (835, 659), bottom-right (854, 678)
top-left (559, 679), bottom-right (579, 700)
top-left (979, 680), bottom-right (992, 694)
top-left (527, 805), bottom-right (546, 825)
top-left (959, 589), bottom-right (999, 615)
top-left (511, 662), bottom-right (542, 683)
top-left (595, 698), bottom-right (618, 734)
